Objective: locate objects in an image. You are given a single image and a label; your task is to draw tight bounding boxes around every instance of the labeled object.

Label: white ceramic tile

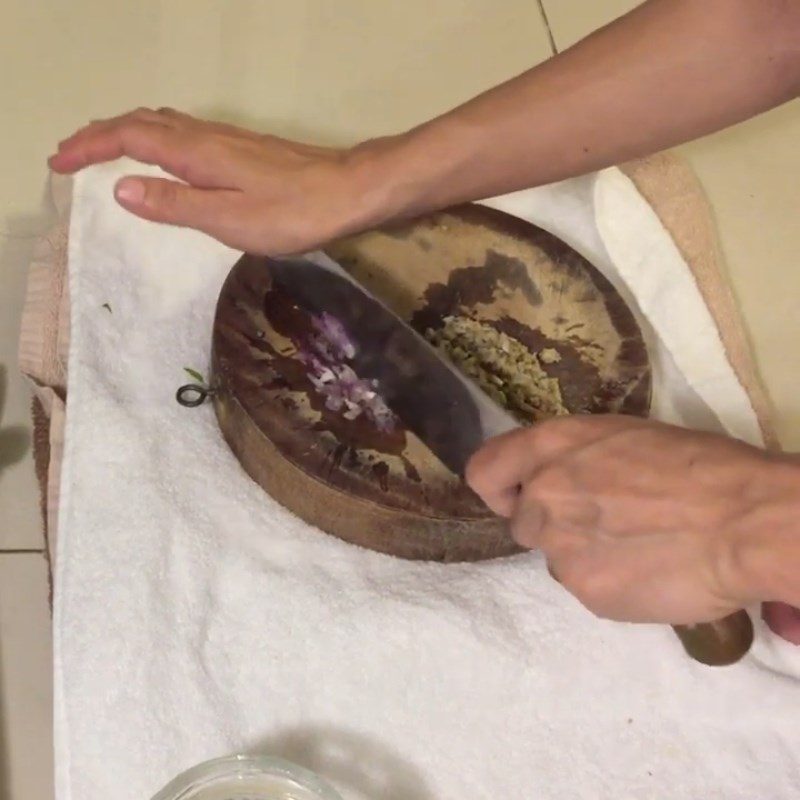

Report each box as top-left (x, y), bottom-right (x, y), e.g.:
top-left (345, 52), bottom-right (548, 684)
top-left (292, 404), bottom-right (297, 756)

top-left (0, 1), bottom-right (553, 238)
top-left (543, 0), bottom-right (800, 448)
top-left (0, 552), bottom-right (53, 800)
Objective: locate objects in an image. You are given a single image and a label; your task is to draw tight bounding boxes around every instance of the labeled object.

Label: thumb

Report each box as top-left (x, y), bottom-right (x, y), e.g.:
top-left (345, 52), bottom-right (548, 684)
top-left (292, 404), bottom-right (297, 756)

top-left (114, 176), bottom-right (241, 234)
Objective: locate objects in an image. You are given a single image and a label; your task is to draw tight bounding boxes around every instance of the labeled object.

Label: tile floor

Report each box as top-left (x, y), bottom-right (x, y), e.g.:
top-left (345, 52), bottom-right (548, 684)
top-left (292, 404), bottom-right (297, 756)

top-left (0, 2), bottom-right (798, 798)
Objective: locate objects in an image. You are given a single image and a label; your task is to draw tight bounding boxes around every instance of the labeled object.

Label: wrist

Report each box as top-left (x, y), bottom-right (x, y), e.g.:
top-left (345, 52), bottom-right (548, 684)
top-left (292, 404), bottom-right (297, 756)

top-left (340, 119), bottom-right (473, 233)
top-left (723, 454), bottom-right (800, 608)
top-left (339, 134), bottom-right (415, 230)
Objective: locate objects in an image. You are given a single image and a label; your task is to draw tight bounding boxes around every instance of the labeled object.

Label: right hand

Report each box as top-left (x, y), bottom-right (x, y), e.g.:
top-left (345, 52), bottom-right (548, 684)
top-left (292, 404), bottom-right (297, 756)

top-left (49, 107), bottom-right (385, 255)
top-left (466, 414), bottom-right (800, 631)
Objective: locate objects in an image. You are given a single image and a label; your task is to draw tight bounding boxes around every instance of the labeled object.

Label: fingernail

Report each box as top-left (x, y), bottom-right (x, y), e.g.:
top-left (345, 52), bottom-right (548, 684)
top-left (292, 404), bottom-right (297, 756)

top-left (115, 178), bottom-right (145, 204)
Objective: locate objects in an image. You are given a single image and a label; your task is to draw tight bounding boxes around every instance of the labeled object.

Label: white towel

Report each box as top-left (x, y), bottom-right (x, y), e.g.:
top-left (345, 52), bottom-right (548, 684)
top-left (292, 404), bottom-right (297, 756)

top-left (55, 159), bottom-right (800, 800)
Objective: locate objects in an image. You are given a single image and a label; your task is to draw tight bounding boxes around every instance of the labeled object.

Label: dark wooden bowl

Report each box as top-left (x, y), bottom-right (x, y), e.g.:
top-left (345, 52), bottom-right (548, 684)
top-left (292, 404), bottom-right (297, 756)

top-left (211, 204), bottom-right (651, 561)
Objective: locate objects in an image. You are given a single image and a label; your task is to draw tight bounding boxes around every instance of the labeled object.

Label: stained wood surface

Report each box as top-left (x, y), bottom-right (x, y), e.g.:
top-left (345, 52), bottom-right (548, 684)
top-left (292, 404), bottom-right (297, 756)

top-left (211, 204), bottom-right (651, 561)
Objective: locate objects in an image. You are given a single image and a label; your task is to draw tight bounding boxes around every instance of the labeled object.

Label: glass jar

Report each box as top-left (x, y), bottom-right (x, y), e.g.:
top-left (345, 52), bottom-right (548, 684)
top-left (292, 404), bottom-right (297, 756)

top-left (150, 754), bottom-right (344, 800)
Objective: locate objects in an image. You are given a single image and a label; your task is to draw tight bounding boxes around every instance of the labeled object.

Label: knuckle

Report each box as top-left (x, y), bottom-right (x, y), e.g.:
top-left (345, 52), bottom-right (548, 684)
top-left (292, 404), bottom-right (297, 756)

top-left (128, 107), bottom-right (156, 123)
top-left (191, 136), bottom-right (226, 161)
top-left (181, 137), bottom-right (228, 182)
top-left (80, 117), bottom-right (112, 136)
top-left (517, 479), bottom-right (547, 513)
top-left (530, 468), bottom-right (600, 531)
top-left (119, 120), bottom-right (149, 146)
top-left (158, 107), bottom-right (194, 126)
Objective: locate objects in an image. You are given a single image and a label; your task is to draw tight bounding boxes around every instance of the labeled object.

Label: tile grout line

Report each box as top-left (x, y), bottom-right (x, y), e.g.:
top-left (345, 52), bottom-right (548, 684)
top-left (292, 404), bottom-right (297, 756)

top-left (0, 548), bottom-right (45, 555)
top-left (535, 0), bottom-right (559, 55)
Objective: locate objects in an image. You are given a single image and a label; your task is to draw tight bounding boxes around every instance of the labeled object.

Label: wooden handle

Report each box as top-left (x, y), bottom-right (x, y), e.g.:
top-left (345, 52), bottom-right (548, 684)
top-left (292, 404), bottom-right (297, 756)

top-left (671, 610), bottom-right (754, 666)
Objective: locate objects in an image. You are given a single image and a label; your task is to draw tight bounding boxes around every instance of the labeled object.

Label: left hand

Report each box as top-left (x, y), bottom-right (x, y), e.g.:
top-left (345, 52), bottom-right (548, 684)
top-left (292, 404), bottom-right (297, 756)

top-left (48, 108), bottom-right (394, 256)
top-left (465, 415), bottom-right (793, 626)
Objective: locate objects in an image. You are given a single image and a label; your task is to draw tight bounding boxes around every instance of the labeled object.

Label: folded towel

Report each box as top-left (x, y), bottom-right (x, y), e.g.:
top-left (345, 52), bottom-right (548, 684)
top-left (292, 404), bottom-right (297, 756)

top-left (54, 159), bottom-right (800, 800)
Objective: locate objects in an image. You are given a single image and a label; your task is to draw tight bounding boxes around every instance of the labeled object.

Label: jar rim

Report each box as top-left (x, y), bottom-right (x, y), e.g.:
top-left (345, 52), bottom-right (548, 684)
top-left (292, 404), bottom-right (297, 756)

top-left (150, 753), bottom-right (344, 800)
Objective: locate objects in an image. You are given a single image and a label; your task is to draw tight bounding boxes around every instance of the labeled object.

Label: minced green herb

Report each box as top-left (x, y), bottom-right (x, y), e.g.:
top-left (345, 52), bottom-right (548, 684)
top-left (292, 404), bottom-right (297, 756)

top-left (183, 367), bottom-right (205, 384)
top-left (426, 315), bottom-right (568, 423)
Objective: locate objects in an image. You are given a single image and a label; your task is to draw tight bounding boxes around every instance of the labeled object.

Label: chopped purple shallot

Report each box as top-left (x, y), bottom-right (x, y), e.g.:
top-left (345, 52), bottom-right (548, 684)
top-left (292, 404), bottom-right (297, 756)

top-left (299, 313), bottom-right (398, 432)
top-left (310, 312), bottom-right (356, 360)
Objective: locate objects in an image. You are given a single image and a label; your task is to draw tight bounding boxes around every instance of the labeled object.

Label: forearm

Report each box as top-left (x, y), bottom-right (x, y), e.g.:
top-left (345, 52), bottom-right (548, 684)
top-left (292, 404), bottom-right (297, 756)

top-left (47, 0), bottom-right (800, 258)
top-left (353, 0), bottom-right (800, 222)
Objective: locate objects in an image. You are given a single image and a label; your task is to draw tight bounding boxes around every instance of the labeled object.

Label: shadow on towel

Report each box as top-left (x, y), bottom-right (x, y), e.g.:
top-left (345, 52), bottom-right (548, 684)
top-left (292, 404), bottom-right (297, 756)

top-left (249, 724), bottom-right (436, 800)
top-left (0, 364), bottom-right (30, 475)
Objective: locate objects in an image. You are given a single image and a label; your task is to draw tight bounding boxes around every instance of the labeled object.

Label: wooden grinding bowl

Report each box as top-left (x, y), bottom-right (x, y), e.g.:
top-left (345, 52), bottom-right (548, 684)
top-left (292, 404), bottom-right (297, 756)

top-left (210, 204), bottom-right (651, 562)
